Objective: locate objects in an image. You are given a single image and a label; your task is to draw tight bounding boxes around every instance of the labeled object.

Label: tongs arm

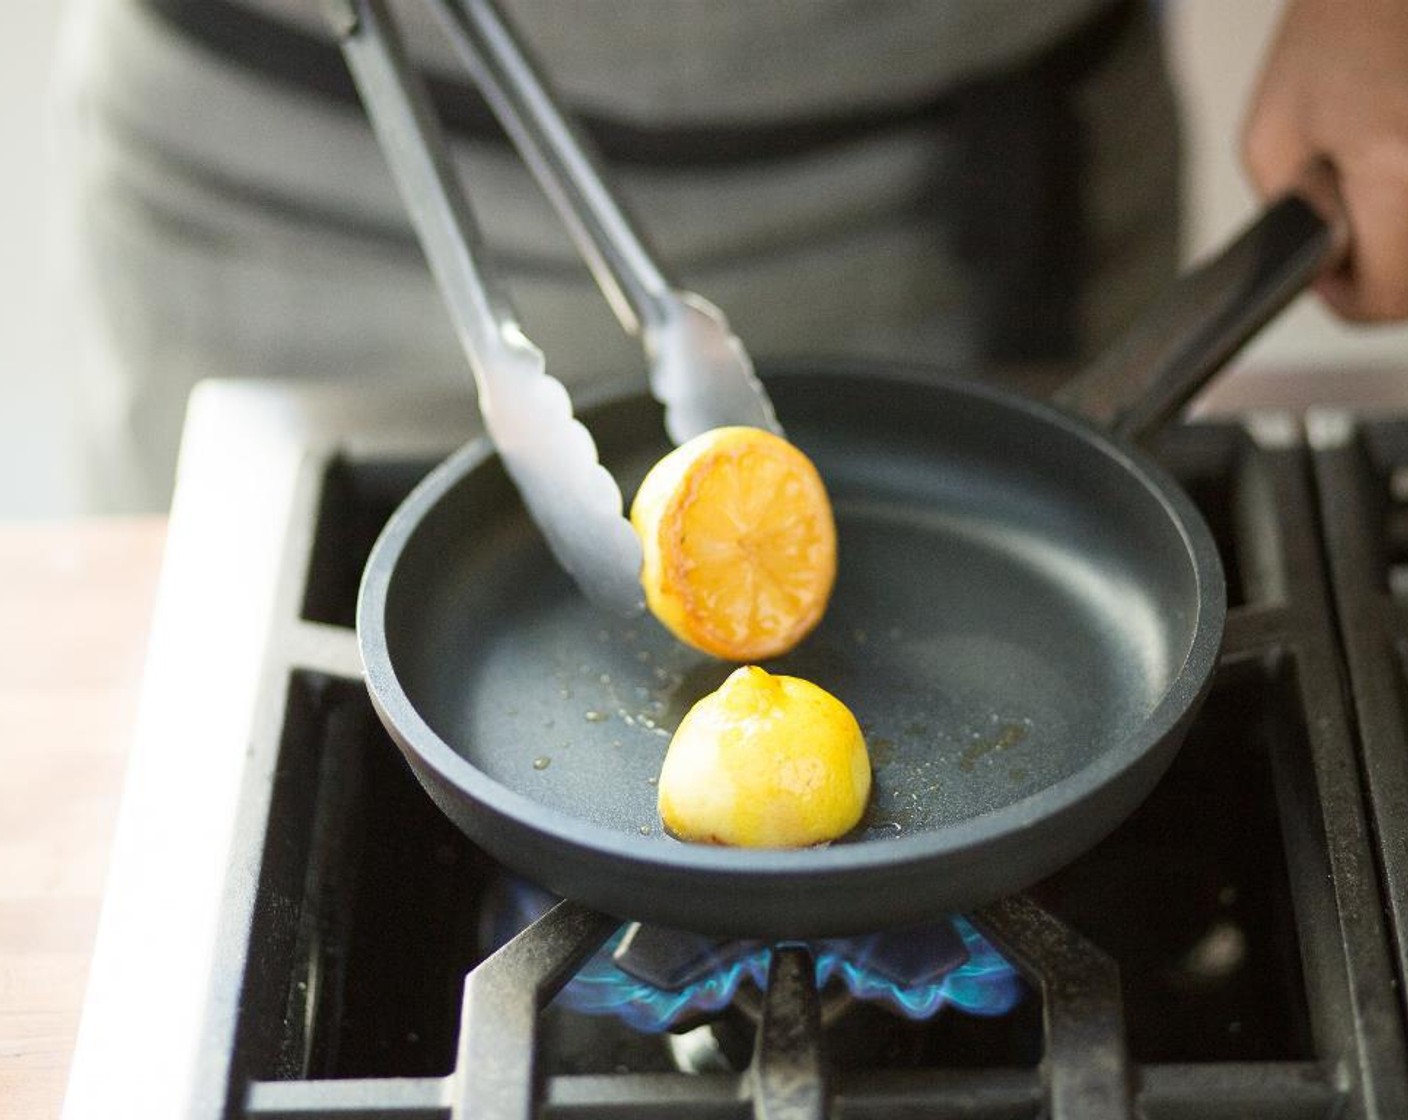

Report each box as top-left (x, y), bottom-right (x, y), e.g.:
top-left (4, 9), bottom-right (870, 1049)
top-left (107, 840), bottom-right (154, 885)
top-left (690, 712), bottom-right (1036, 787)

top-left (329, 0), bottom-right (645, 613)
top-left (328, 0), bottom-right (516, 385)
top-left (426, 0), bottom-right (781, 444)
top-left (430, 0), bottom-right (669, 338)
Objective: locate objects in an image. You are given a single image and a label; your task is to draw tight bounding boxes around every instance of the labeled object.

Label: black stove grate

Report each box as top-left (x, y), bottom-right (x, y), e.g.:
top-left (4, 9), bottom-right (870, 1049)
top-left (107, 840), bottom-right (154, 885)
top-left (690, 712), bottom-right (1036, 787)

top-left (203, 418), bottom-right (1407, 1119)
top-left (1310, 413), bottom-right (1408, 1036)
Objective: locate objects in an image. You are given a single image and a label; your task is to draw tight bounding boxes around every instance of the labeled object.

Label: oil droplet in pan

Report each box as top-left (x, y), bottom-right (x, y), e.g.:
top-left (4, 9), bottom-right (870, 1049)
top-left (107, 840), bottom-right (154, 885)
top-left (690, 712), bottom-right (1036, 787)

top-left (533, 756), bottom-right (551, 770)
top-left (958, 720), bottom-right (1030, 773)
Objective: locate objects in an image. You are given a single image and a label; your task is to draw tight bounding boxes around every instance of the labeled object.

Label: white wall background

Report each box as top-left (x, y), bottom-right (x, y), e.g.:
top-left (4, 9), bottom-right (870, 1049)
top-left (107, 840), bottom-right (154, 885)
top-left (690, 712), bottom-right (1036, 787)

top-left (2, 1), bottom-right (1406, 517)
top-left (1, 2), bottom-right (83, 517)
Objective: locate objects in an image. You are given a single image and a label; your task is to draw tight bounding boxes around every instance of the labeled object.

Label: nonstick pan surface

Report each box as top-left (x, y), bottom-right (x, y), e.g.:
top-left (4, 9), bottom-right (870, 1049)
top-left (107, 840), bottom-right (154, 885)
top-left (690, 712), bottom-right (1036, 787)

top-left (359, 367), bottom-right (1224, 938)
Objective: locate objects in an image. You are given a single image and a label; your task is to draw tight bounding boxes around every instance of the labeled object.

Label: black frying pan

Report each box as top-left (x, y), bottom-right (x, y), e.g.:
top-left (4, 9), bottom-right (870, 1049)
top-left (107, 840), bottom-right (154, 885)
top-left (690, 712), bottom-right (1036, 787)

top-left (362, 366), bottom-right (1210, 939)
top-left (358, 171), bottom-right (1346, 938)
top-left (339, 0), bottom-right (1349, 940)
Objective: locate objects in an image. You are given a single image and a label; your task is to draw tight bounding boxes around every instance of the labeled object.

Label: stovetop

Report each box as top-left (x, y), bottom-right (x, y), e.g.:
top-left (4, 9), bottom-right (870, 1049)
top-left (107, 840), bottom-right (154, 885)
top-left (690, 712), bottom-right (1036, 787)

top-left (63, 380), bottom-right (1408, 1119)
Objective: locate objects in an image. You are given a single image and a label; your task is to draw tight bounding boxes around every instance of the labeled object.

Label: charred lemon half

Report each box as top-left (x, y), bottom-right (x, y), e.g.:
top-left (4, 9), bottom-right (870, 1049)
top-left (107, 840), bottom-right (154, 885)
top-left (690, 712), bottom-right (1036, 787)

top-left (630, 427), bottom-right (836, 661)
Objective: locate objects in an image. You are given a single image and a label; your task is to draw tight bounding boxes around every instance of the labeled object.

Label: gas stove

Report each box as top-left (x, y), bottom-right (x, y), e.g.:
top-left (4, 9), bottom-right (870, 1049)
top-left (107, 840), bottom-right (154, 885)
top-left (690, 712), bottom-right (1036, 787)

top-left (63, 379), bottom-right (1408, 1118)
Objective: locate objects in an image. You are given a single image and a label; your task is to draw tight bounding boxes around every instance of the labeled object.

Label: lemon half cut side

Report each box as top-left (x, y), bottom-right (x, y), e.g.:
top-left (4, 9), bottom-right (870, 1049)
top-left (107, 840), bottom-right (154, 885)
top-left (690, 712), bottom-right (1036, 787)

top-left (630, 426), bottom-right (837, 662)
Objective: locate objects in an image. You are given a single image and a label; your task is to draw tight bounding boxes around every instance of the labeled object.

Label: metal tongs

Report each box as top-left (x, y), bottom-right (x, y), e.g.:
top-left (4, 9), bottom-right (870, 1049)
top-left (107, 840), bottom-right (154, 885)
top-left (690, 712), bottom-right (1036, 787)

top-left (327, 0), bottom-right (779, 614)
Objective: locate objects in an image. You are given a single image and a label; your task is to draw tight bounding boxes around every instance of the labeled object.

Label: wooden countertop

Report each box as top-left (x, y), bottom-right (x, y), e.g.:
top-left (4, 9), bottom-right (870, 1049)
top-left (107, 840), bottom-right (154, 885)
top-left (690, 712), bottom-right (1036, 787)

top-left (0, 518), bottom-right (166, 1120)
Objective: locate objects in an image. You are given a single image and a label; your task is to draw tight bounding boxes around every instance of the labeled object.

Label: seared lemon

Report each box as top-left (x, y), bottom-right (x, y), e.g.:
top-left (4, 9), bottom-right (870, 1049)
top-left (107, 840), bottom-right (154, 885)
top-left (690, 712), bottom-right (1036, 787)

top-left (630, 427), bottom-right (836, 661)
top-left (658, 666), bottom-right (870, 848)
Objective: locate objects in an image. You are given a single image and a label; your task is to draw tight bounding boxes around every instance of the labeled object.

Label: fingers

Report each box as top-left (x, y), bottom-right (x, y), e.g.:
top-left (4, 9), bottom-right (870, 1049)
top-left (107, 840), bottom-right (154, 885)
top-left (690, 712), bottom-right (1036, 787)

top-left (1240, 84), bottom-right (1306, 203)
top-left (1245, 121), bottom-right (1408, 323)
top-left (1238, 0), bottom-right (1408, 322)
top-left (1319, 148), bottom-right (1408, 321)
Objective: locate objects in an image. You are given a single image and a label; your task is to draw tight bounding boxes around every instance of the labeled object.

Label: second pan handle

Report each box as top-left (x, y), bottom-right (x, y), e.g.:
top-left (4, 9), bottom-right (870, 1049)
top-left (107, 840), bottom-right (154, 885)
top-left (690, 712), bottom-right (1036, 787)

top-left (1054, 160), bottom-right (1350, 441)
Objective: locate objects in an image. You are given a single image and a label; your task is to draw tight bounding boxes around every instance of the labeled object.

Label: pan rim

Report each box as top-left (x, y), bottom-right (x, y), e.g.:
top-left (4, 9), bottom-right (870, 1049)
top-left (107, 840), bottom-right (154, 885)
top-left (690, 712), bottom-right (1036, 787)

top-left (357, 366), bottom-right (1226, 881)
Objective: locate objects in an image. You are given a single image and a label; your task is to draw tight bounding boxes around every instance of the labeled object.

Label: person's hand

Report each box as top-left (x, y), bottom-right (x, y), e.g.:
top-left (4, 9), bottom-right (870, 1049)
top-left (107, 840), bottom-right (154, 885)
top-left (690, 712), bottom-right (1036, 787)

top-left (1243, 0), bottom-right (1408, 321)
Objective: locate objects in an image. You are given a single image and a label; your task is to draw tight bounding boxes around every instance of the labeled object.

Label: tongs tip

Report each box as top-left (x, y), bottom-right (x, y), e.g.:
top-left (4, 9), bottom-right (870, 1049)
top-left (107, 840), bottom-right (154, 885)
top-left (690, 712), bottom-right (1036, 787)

top-left (650, 293), bottom-right (783, 446)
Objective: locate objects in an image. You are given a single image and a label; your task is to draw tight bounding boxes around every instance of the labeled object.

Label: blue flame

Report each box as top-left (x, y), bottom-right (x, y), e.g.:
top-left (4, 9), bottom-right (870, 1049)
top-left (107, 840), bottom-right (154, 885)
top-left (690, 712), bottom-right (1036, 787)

top-left (813, 917), bottom-right (1023, 1021)
top-left (553, 930), bottom-right (771, 1033)
top-left (552, 916), bottom-right (1022, 1033)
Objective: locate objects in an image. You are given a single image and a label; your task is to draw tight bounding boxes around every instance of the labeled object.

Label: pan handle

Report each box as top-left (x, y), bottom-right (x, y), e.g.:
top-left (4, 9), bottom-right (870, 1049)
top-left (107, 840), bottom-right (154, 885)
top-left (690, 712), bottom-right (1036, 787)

top-left (1053, 159), bottom-right (1349, 441)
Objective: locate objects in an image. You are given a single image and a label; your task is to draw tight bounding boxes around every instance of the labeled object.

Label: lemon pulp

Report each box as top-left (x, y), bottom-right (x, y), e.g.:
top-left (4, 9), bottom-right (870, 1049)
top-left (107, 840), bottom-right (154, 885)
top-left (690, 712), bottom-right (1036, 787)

top-left (630, 427), bottom-right (836, 661)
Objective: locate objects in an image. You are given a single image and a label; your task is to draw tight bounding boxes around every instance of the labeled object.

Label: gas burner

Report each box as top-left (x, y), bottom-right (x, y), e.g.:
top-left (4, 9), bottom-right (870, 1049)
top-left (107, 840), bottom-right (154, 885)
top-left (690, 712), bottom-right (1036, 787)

top-left (480, 875), bottom-right (1020, 1034)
